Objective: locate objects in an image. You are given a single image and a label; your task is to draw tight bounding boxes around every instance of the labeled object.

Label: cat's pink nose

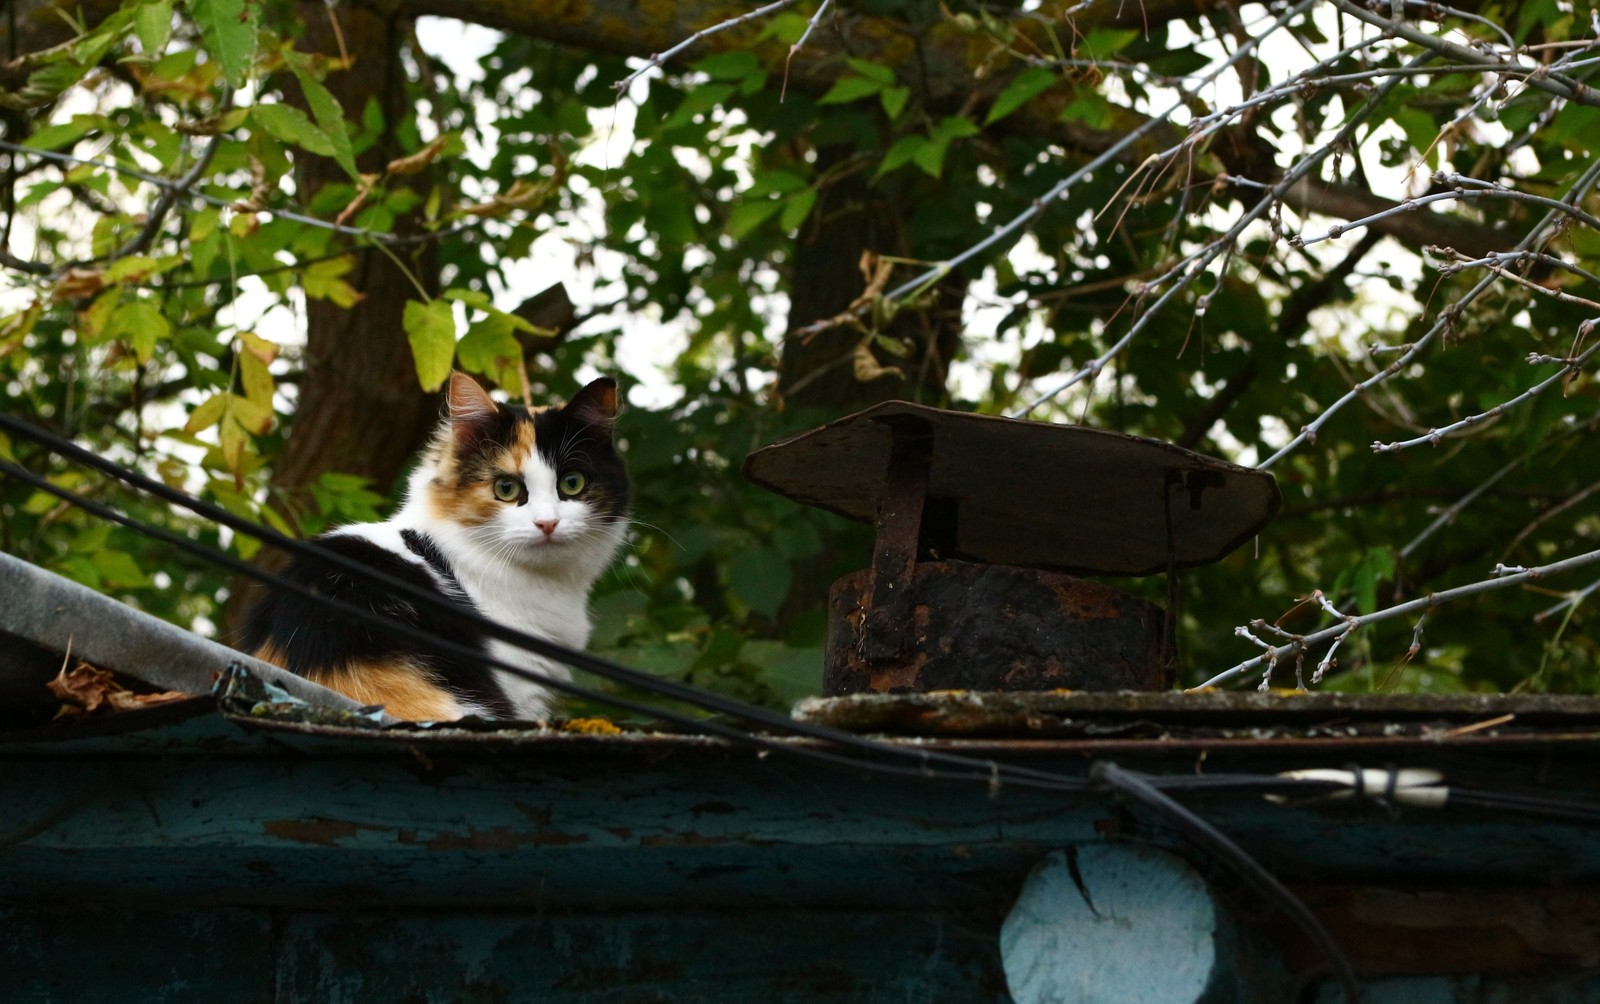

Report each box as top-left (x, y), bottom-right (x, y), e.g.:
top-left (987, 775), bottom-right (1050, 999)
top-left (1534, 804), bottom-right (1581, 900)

top-left (535, 518), bottom-right (560, 537)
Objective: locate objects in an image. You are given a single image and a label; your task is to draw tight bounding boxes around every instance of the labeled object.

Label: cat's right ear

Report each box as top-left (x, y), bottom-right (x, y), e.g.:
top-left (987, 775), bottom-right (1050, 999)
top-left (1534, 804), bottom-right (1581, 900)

top-left (447, 371), bottom-right (499, 452)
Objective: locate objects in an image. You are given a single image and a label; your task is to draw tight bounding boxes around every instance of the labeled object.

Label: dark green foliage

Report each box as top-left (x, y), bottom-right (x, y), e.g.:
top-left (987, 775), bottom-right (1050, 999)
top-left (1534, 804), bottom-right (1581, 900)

top-left (3, 0), bottom-right (1598, 705)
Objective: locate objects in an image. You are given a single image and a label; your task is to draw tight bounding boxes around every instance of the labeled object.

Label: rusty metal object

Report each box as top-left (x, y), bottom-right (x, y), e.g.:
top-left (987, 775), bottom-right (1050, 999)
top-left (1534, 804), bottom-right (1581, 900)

top-left (744, 401), bottom-right (1280, 576)
top-left (826, 562), bottom-right (1168, 695)
top-left (746, 400), bottom-right (1282, 695)
top-left (861, 418), bottom-right (935, 662)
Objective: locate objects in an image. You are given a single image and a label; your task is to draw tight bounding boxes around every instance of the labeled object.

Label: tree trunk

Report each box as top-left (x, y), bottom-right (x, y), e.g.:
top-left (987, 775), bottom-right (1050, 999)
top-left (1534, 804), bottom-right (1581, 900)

top-left (223, 3), bottom-right (440, 633)
top-left (778, 148), bottom-right (967, 415)
top-left (270, 2), bottom-right (441, 511)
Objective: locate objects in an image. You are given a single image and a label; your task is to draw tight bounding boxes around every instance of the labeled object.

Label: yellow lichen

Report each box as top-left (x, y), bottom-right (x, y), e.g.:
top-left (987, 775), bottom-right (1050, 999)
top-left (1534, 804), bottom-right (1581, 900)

top-left (562, 716), bottom-right (623, 735)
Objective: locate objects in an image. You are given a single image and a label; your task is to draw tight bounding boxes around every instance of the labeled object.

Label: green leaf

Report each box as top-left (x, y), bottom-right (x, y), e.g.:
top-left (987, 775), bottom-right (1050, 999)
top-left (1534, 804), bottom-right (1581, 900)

top-left (780, 189), bottom-right (817, 232)
top-left (1060, 92), bottom-right (1114, 129)
top-left (403, 299), bottom-right (457, 391)
top-left (457, 313), bottom-right (524, 375)
top-left (135, 0), bottom-right (174, 58)
top-left (302, 256), bottom-right (363, 307)
top-left (930, 116), bottom-right (980, 144)
top-left (442, 287), bottom-right (495, 311)
top-left (665, 82), bottom-right (738, 129)
top-left (103, 255), bottom-right (163, 284)
top-left (92, 550), bottom-right (151, 589)
top-left (1391, 106), bottom-right (1437, 157)
top-left (186, 0), bottom-right (257, 88)
top-left (985, 66), bottom-right (1057, 125)
top-left (748, 169), bottom-right (808, 196)
top-left (729, 548), bottom-right (792, 619)
top-left (692, 51), bottom-right (760, 80)
top-left (845, 58), bottom-right (895, 86)
top-left (877, 135), bottom-right (925, 177)
top-left (14, 62), bottom-right (90, 108)
top-left (105, 300), bottom-right (171, 363)
top-left (286, 56), bottom-right (360, 181)
top-left (880, 86), bottom-right (911, 120)
top-left (183, 393), bottom-right (227, 434)
top-left (913, 143), bottom-right (948, 177)
top-left (1351, 548), bottom-right (1397, 615)
top-left (228, 393), bottom-right (274, 435)
top-left (240, 349), bottom-right (274, 405)
top-left (251, 103), bottom-right (335, 157)
top-left (24, 115), bottom-right (108, 152)
top-left (1080, 28), bottom-right (1140, 58)
top-left (818, 76), bottom-right (881, 105)
top-left (727, 199), bottom-right (784, 239)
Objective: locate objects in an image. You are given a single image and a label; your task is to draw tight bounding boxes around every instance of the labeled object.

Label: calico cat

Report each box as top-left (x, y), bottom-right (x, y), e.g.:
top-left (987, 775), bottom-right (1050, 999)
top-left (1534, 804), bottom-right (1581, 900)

top-left (241, 372), bottom-right (629, 721)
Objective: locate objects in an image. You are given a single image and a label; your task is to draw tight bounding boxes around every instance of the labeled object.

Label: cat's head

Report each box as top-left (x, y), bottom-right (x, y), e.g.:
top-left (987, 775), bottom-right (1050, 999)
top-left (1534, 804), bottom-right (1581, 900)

top-left (419, 372), bottom-right (629, 578)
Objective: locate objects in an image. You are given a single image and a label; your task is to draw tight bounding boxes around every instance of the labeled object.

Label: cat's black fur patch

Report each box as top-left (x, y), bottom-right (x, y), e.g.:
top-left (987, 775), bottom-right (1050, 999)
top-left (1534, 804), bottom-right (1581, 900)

top-left (533, 405), bottom-right (630, 519)
top-left (401, 528), bottom-right (461, 592)
top-left (239, 533), bottom-right (514, 717)
top-left (451, 395), bottom-right (629, 522)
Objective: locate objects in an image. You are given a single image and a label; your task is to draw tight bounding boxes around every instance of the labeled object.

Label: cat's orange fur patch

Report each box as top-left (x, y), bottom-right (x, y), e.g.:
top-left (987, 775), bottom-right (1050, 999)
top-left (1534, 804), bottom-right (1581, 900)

top-left (307, 659), bottom-right (464, 721)
top-left (425, 417), bottom-right (541, 527)
top-left (253, 642), bottom-right (462, 720)
top-left (513, 416), bottom-right (539, 457)
top-left (253, 641), bottom-right (290, 668)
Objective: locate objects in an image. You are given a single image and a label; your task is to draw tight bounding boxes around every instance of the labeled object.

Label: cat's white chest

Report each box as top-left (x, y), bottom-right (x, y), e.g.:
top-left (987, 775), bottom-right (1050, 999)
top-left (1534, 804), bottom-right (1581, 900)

top-left (455, 564), bottom-right (588, 720)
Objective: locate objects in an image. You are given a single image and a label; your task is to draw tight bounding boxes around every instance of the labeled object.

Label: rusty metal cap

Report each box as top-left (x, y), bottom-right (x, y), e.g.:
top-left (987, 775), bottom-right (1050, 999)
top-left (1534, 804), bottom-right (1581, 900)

top-left (743, 401), bottom-right (1280, 576)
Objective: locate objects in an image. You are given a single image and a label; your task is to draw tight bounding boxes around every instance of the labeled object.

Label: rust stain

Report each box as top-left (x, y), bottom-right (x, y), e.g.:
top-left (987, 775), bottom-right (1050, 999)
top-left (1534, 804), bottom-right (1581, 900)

top-left (514, 801), bottom-right (553, 825)
top-left (264, 818), bottom-right (369, 846)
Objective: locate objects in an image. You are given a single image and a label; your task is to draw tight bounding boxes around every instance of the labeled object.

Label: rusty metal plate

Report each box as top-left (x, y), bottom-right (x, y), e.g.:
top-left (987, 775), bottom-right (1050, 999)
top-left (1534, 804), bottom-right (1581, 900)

top-left (744, 401), bottom-right (1280, 575)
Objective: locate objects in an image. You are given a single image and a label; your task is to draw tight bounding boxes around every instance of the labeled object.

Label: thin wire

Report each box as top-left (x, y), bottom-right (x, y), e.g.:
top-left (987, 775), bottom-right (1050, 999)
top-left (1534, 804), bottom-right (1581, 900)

top-left (0, 138), bottom-right (479, 252)
top-left (0, 454), bottom-right (1096, 792)
top-left (0, 416), bottom-right (1110, 792)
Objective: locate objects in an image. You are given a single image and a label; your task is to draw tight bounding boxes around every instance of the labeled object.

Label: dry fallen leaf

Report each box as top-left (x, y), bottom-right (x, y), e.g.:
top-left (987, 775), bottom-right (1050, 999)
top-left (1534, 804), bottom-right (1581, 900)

top-left (48, 662), bottom-right (192, 719)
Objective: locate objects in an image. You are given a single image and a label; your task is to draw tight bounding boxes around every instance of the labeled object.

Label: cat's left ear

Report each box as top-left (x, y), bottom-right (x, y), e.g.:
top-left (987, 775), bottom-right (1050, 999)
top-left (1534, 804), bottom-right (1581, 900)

top-left (568, 377), bottom-right (619, 435)
top-left (448, 371), bottom-right (500, 452)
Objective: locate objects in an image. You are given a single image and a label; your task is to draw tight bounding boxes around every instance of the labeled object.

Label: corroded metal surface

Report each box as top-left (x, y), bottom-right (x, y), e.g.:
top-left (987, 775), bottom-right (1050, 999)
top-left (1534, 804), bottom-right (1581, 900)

top-left (793, 689), bottom-right (1600, 740)
top-left (743, 401), bottom-right (1280, 576)
top-left (825, 563), bottom-right (1168, 695)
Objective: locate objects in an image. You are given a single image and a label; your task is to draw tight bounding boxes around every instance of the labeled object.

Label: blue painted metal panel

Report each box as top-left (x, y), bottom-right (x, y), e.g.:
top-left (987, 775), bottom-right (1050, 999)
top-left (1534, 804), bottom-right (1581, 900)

top-left (1, 907), bottom-right (1006, 1003)
top-left (7, 703), bottom-right (1600, 1001)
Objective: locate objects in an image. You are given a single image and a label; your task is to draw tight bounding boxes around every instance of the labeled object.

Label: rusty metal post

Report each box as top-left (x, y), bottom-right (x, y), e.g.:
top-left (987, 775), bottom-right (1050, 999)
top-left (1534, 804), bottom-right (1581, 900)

top-left (860, 420), bottom-right (933, 663)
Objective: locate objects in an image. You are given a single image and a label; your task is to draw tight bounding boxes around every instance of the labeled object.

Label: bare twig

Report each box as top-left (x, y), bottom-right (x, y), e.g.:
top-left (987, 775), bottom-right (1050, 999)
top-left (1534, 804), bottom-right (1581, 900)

top-left (1328, 0), bottom-right (1600, 108)
top-left (0, 138), bottom-right (477, 263)
top-left (1371, 337), bottom-right (1600, 452)
top-left (1195, 545), bottom-right (1600, 690)
top-left (796, 0), bottom-right (1322, 346)
top-left (1259, 155), bottom-right (1600, 468)
top-left (614, 0), bottom-right (803, 95)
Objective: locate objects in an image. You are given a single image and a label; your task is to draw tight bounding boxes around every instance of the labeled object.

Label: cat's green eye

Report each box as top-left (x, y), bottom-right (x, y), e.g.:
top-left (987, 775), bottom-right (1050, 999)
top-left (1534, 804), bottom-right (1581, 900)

top-left (492, 476), bottom-right (523, 502)
top-left (559, 471), bottom-right (587, 496)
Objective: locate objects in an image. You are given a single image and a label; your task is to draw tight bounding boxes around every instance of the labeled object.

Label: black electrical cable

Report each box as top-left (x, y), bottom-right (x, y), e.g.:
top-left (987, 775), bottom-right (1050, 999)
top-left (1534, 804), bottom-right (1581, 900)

top-left (1445, 788), bottom-right (1600, 826)
top-left (0, 412), bottom-right (1125, 791)
top-left (22, 406), bottom-right (1600, 996)
top-left (1091, 761), bottom-right (1364, 1003)
top-left (0, 454), bottom-right (1102, 794)
top-left (0, 415), bottom-right (1367, 799)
